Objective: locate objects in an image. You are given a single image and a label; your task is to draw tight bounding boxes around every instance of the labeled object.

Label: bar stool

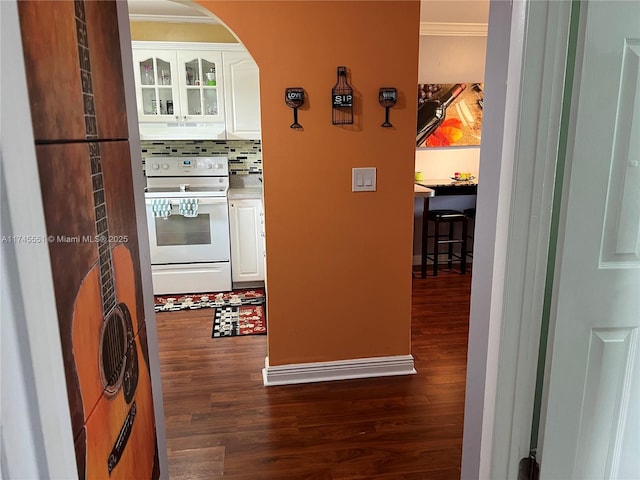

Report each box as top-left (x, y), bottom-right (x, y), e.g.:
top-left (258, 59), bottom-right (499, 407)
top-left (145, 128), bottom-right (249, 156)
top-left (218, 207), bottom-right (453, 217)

top-left (464, 208), bottom-right (476, 264)
top-left (425, 209), bottom-right (468, 276)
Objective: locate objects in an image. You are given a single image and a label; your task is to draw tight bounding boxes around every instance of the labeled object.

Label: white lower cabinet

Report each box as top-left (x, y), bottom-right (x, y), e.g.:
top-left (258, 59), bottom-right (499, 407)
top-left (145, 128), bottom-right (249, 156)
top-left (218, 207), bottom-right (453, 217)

top-left (228, 199), bottom-right (265, 282)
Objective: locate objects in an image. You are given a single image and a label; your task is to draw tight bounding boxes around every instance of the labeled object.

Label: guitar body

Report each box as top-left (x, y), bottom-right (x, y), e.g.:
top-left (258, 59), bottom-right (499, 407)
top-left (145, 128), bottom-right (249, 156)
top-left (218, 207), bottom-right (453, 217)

top-left (72, 244), bottom-right (156, 479)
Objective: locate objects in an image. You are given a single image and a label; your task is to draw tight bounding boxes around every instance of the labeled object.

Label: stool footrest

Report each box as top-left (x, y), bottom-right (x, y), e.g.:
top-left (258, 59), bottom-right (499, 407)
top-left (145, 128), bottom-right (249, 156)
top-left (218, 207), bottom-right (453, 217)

top-left (430, 239), bottom-right (465, 245)
top-left (425, 253), bottom-right (465, 261)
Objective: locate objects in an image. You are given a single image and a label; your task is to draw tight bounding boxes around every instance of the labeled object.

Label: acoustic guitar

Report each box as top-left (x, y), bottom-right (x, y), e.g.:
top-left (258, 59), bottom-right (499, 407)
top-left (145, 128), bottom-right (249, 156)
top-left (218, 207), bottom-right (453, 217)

top-left (71, 142), bottom-right (156, 479)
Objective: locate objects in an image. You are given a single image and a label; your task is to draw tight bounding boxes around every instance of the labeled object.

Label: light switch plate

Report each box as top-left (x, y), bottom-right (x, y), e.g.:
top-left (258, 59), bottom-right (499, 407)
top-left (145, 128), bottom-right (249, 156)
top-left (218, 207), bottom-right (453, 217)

top-left (352, 167), bottom-right (376, 192)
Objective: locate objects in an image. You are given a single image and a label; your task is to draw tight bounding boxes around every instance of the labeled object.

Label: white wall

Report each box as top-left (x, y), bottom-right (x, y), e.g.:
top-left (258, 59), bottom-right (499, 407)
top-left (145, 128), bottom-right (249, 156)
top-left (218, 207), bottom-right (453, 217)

top-left (420, 0), bottom-right (490, 24)
top-left (415, 146), bottom-right (481, 180)
top-left (418, 35), bottom-right (487, 84)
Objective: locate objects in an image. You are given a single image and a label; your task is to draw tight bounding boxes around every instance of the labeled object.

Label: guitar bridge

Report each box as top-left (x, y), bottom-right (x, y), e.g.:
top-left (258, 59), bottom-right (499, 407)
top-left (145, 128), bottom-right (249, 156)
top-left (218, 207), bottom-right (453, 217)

top-left (107, 402), bottom-right (136, 474)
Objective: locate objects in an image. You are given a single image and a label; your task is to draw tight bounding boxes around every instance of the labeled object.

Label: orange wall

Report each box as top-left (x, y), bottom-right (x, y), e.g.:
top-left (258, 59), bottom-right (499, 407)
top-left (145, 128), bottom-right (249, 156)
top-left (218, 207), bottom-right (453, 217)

top-left (198, 0), bottom-right (420, 365)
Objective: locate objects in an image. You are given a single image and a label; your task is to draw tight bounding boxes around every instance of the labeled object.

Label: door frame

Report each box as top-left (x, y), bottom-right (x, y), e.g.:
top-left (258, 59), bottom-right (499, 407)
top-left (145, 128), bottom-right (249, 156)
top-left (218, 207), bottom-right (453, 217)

top-left (461, 1), bottom-right (576, 478)
top-left (3, 0), bottom-right (565, 477)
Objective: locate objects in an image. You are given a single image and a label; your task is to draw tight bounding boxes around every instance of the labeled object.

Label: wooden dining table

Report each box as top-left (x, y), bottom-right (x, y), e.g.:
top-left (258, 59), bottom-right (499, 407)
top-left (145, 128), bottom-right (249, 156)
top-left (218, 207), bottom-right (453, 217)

top-left (414, 179), bottom-right (478, 278)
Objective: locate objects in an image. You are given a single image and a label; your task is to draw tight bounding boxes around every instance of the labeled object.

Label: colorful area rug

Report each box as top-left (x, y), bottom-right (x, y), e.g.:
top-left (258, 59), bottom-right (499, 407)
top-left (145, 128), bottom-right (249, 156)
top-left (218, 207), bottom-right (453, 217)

top-left (212, 303), bottom-right (266, 338)
top-left (153, 289), bottom-right (266, 338)
top-left (154, 289), bottom-right (265, 312)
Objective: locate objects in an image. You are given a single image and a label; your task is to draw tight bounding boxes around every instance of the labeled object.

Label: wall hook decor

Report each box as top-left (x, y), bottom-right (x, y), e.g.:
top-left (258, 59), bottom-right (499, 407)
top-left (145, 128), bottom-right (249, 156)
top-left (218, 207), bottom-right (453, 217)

top-left (378, 88), bottom-right (397, 127)
top-left (285, 87), bottom-right (305, 129)
top-left (331, 66), bottom-right (354, 125)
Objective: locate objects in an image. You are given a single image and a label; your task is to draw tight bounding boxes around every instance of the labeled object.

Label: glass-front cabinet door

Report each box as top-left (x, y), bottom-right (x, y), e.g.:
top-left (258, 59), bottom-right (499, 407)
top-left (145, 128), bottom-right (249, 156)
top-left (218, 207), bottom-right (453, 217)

top-left (177, 51), bottom-right (224, 123)
top-left (133, 50), bottom-right (178, 122)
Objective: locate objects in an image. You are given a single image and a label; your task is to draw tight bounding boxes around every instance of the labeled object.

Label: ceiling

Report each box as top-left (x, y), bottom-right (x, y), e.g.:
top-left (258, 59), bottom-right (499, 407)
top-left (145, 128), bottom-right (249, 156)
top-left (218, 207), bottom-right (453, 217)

top-left (127, 0), bottom-right (489, 25)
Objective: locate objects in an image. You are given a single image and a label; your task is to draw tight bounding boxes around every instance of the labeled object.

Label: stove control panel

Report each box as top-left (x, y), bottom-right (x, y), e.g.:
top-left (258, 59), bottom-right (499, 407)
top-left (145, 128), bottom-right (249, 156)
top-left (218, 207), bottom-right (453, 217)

top-left (145, 156), bottom-right (229, 177)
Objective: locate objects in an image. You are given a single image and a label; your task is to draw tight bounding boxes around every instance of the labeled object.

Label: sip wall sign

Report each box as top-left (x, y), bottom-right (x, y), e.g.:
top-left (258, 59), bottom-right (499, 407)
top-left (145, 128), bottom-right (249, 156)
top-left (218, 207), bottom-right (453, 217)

top-left (331, 66), bottom-right (354, 124)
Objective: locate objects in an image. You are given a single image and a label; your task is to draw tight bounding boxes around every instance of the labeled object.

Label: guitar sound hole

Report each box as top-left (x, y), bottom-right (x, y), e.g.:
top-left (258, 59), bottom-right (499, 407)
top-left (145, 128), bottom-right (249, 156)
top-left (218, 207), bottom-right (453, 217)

top-left (100, 309), bottom-right (127, 396)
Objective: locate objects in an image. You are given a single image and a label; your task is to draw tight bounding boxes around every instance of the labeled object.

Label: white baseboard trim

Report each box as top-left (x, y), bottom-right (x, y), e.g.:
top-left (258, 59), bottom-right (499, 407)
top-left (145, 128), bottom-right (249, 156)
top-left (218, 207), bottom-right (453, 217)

top-left (262, 354), bottom-right (416, 387)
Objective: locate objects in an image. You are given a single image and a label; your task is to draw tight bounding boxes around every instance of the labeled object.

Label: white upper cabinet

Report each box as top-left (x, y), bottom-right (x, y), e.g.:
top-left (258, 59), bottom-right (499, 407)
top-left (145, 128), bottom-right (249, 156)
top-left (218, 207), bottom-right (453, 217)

top-left (223, 51), bottom-right (261, 140)
top-left (176, 50), bottom-right (224, 123)
top-left (131, 42), bottom-right (261, 141)
top-left (133, 49), bottom-right (179, 122)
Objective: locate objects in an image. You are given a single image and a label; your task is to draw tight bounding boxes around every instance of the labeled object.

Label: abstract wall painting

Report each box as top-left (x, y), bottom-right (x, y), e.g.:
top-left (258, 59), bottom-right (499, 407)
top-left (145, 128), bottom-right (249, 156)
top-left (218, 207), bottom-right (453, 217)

top-left (417, 83), bottom-right (484, 148)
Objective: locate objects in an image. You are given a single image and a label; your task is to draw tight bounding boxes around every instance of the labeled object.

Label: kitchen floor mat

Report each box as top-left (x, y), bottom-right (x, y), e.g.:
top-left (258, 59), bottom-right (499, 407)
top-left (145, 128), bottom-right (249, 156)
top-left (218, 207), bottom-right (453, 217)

top-left (154, 288), bottom-right (265, 312)
top-left (211, 303), bottom-right (266, 338)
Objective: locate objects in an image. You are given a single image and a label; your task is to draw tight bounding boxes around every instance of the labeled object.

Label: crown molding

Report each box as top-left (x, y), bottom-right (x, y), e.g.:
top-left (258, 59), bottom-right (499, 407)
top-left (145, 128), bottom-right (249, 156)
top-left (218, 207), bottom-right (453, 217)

top-left (420, 21), bottom-right (488, 36)
top-left (129, 14), bottom-right (219, 24)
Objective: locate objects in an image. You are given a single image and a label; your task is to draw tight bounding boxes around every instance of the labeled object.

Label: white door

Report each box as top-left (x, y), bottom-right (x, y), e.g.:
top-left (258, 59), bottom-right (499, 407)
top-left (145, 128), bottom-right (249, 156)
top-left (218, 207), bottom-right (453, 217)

top-left (539, 1), bottom-right (640, 478)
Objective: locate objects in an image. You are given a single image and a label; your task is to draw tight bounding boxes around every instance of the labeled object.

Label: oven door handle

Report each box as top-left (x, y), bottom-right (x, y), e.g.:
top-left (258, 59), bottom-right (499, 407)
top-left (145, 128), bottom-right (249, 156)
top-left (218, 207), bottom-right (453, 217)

top-left (144, 197), bottom-right (228, 206)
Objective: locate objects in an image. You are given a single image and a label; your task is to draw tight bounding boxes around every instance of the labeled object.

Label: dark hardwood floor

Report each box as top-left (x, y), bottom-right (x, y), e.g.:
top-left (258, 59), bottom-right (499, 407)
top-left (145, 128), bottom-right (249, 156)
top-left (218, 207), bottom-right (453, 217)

top-left (156, 269), bottom-right (471, 479)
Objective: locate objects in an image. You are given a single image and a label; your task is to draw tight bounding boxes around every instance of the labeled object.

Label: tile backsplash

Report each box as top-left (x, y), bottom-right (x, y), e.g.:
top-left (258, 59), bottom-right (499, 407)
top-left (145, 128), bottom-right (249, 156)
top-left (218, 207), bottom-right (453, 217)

top-left (140, 140), bottom-right (262, 175)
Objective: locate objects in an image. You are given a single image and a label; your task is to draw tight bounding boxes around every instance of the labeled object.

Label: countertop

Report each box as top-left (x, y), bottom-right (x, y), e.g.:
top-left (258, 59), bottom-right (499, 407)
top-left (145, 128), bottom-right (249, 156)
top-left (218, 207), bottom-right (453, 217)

top-left (415, 179), bottom-right (477, 196)
top-left (414, 184), bottom-right (435, 198)
top-left (228, 186), bottom-right (263, 200)
top-left (416, 178), bottom-right (477, 187)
